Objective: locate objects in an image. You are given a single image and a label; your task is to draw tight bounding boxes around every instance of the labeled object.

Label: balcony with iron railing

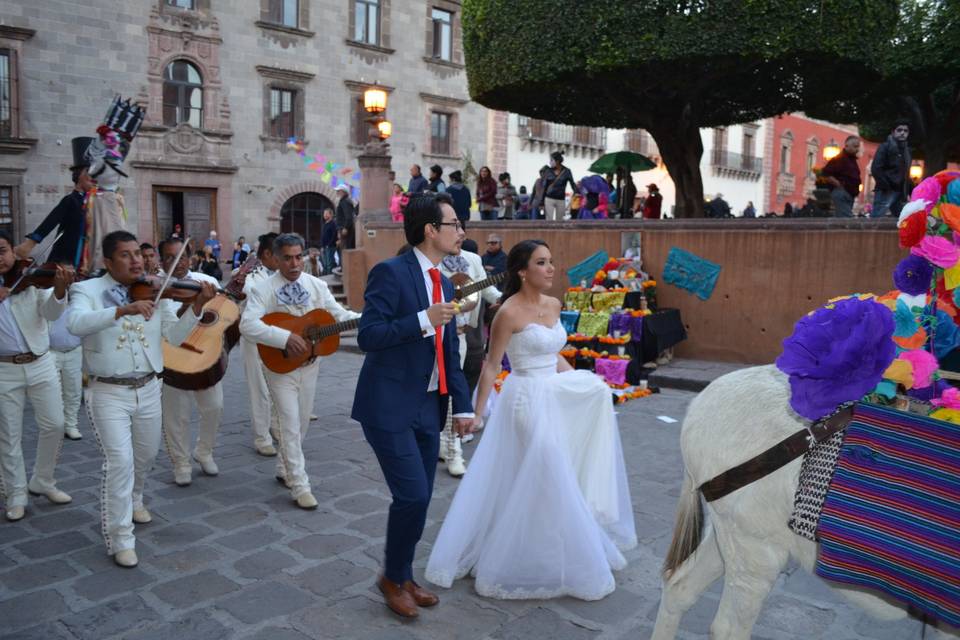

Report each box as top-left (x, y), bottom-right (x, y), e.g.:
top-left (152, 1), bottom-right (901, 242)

top-left (518, 117), bottom-right (606, 153)
top-left (710, 150), bottom-right (762, 180)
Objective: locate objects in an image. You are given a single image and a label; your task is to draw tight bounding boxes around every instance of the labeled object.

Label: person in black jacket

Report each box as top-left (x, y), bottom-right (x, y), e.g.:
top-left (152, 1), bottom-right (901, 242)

top-left (334, 184), bottom-right (356, 273)
top-left (870, 120), bottom-right (911, 218)
top-left (321, 208), bottom-right (338, 274)
top-left (446, 170), bottom-right (472, 223)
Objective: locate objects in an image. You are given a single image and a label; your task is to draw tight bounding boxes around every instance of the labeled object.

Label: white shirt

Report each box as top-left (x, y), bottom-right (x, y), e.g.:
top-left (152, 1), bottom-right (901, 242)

top-left (412, 248), bottom-right (473, 418)
top-left (49, 309), bottom-right (82, 352)
top-left (0, 298), bottom-right (31, 356)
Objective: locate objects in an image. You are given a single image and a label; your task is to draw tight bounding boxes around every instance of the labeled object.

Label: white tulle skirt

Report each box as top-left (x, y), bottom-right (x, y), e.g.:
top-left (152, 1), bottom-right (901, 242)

top-left (425, 369), bottom-right (637, 601)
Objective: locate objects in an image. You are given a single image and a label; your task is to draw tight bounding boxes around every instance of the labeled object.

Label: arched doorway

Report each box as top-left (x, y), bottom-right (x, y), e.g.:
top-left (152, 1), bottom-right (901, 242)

top-left (280, 192), bottom-right (334, 249)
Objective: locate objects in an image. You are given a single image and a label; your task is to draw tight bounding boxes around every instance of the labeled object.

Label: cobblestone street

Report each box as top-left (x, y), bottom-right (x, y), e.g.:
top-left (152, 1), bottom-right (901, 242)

top-left (0, 351), bottom-right (947, 639)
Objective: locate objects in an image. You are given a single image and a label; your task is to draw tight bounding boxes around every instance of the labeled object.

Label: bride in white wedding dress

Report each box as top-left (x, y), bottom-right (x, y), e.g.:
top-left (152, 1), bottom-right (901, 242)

top-left (425, 240), bottom-right (637, 601)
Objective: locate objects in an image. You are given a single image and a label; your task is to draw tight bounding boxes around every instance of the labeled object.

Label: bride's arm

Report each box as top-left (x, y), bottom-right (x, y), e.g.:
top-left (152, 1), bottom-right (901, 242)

top-left (557, 353), bottom-right (573, 372)
top-left (473, 306), bottom-right (515, 429)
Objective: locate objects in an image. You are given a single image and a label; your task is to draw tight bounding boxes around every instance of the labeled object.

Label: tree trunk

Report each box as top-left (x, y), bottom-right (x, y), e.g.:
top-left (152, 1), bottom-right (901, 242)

top-left (647, 108), bottom-right (705, 218)
top-left (919, 91), bottom-right (948, 176)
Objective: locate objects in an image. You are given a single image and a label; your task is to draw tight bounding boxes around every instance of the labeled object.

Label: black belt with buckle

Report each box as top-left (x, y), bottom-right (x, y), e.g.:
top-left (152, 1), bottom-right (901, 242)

top-left (94, 372), bottom-right (157, 389)
top-left (0, 352), bottom-right (42, 364)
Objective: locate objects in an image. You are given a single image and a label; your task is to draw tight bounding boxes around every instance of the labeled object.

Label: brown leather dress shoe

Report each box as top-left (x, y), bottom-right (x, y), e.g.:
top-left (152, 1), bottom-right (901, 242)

top-left (403, 580), bottom-right (439, 607)
top-left (377, 576), bottom-right (419, 618)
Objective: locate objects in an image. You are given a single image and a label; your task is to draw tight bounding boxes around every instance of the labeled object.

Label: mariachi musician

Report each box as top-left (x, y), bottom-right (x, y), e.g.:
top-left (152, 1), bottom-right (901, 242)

top-left (0, 231), bottom-right (75, 523)
top-left (239, 233), bottom-right (359, 510)
top-left (156, 237), bottom-right (227, 487)
top-left (67, 230), bottom-right (216, 567)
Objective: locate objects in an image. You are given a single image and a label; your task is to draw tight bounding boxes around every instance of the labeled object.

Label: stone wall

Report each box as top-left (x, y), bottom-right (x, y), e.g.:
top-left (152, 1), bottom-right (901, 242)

top-left (348, 218), bottom-right (902, 364)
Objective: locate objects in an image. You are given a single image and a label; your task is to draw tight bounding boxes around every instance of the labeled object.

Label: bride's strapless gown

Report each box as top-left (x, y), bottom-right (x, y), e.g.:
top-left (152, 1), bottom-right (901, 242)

top-left (425, 321), bottom-right (637, 601)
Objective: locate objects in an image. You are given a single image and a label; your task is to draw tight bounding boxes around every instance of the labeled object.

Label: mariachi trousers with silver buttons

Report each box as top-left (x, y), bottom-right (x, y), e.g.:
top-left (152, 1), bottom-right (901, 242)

top-left (0, 353), bottom-right (65, 508)
top-left (53, 346), bottom-right (83, 434)
top-left (439, 335), bottom-right (469, 465)
top-left (85, 376), bottom-right (162, 554)
top-left (242, 337), bottom-right (276, 449)
top-left (264, 358), bottom-right (319, 499)
top-left (161, 380), bottom-right (223, 472)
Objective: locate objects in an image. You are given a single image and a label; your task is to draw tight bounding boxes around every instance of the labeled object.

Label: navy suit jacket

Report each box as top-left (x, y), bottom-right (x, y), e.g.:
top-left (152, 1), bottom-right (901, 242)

top-left (351, 249), bottom-right (472, 430)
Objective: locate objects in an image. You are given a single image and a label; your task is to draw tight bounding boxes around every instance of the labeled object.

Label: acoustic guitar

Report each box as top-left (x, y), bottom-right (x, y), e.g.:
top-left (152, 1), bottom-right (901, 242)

top-left (257, 270), bottom-right (507, 374)
top-left (161, 255), bottom-right (260, 390)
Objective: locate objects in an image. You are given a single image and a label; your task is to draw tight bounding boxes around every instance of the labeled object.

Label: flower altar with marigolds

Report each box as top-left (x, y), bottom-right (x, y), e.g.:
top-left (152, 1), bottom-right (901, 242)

top-left (557, 258), bottom-right (663, 404)
top-left (773, 169), bottom-right (960, 628)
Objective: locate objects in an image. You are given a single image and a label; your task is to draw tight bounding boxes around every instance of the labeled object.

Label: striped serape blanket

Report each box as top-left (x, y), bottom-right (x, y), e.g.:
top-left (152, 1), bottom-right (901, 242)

top-left (815, 402), bottom-right (960, 628)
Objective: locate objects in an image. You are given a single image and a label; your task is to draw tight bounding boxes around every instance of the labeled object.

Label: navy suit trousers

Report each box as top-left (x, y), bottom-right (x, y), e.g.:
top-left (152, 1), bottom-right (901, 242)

top-left (362, 391), bottom-right (442, 584)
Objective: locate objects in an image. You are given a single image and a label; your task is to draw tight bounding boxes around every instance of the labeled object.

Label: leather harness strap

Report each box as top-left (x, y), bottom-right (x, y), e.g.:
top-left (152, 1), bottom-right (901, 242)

top-left (699, 404), bottom-right (855, 503)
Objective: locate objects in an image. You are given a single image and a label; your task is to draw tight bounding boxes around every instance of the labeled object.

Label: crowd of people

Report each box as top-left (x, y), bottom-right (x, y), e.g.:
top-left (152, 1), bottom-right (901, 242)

top-left (397, 153), bottom-right (666, 222)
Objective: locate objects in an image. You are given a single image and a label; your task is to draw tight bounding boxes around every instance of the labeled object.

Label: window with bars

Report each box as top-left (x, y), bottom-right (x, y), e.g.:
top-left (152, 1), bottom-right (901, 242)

top-left (0, 187), bottom-right (13, 236)
top-left (431, 8), bottom-right (452, 61)
top-left (162, 60), bottom-right (203, 128)
top-left (431, 111), bottom-right (451, 155)
top-left (0, 50), bottom-right (10, 138)
top-left (266, 0), bottom-right (298, 28)
top-left (354, 0), bottom-right (379, 45)
top-left (269, 88), bottom-right (296, 138)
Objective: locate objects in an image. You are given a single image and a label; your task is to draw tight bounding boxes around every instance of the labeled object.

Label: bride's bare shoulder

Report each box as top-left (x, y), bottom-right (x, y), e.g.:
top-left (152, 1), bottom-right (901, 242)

top-left (542, 295), bottom-right (562, 311)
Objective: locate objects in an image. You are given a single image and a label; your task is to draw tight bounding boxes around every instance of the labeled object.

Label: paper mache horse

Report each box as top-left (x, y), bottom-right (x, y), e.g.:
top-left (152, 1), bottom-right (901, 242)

top-left (652, 171), bottom-right (960, 640)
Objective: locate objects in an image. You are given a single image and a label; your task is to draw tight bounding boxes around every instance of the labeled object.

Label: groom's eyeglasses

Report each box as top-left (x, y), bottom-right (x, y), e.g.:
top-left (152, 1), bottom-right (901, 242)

top-left (435, 221), bottom-right (463, 231)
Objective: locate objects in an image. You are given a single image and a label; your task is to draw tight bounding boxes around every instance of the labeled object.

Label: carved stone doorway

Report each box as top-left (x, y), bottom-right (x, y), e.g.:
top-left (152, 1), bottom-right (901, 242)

top-left (154, 186), bottom-right (217, 247)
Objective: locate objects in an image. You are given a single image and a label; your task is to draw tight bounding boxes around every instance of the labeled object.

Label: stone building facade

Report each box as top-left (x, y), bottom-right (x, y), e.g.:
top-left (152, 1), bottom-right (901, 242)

top-left (0, 0), bottom-right (487, 250)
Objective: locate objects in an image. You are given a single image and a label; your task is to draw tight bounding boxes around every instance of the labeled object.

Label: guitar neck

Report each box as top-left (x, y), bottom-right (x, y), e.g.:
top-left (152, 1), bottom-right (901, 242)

top-left (305, 317), bottom-right (359, 340)
top-left (458, 271), bottom-right (506, 299)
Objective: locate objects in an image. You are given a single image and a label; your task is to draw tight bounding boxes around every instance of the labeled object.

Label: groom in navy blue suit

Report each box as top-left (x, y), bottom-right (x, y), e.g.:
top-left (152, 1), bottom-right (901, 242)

top-left (352, 192), bottom-right (474, 618)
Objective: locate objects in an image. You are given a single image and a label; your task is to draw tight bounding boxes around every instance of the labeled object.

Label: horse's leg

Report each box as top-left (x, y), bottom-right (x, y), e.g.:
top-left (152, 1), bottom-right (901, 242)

top-left (710, 526), bottom-right (789, 640)
top-left (651, 523), bottom-right (724, 640)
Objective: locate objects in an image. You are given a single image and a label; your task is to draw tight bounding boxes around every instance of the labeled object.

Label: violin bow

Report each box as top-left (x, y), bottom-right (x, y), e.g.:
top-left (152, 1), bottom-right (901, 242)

top-left (6, 231), bottom-right (64, 291)
top-left (153, 236), bottom-right (191, 305)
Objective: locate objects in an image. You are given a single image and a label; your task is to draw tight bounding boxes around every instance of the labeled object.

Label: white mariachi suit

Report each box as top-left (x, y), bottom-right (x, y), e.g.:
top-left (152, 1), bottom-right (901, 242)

top-left (160, 270), bottom-right (224, 477)
top-left (438, 250), bottom-right (501, 467)
top-left (239, 272), bottom-right (359, 499)
top-left (67, 274), bottom-right (199, 554)
top-left (0, 286), bottom-right (67, 509)
top-left (49, 310), bottom-right (83, 437)
top-left (240, 264), bottom-right (277, 450)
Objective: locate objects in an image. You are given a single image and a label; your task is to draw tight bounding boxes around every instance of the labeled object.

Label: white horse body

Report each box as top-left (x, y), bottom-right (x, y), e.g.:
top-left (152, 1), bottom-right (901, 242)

top-left (652, 364), bottom-right (954, 640)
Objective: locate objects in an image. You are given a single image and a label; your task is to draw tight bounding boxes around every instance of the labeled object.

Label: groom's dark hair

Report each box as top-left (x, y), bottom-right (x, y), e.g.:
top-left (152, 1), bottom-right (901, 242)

top-left (403, 192), bottom-right (453, 246)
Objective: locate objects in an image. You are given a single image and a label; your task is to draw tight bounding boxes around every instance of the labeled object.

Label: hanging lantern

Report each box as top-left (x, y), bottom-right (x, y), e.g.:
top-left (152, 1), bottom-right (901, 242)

top-left (377, 120), bottom-right (393, 140)
top-left (363, 87), bottom-right (387, 114)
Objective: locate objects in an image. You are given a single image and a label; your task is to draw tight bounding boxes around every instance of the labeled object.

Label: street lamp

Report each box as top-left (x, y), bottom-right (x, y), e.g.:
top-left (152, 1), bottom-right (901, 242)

top-left (822, 141), bottom-right (841, 161)
top-left (909, 161), bottom-right (923, 183)
top-left (362, 84), bottom-right (390, 144)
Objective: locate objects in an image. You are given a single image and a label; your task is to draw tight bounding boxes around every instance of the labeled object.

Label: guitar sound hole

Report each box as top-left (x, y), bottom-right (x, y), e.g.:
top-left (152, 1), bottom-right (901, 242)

top-left (200, 310), bottom-right (219, 326)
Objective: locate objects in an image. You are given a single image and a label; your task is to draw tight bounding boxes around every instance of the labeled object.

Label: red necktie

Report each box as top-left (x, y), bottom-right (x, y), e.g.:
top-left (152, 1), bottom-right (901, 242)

top-left (428, 268), bottom-right (448, 395)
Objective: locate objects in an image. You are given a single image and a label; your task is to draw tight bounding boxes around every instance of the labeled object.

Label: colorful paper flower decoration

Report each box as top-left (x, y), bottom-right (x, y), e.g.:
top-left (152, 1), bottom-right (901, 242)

top-left (893, 254), bottom-right (934, 295)
top-left (910, 177), bottom-right (941, 214)
top-left (776, 297), bottom-right (895, 421)
top-left (910, 235), bottom-right (960, 268)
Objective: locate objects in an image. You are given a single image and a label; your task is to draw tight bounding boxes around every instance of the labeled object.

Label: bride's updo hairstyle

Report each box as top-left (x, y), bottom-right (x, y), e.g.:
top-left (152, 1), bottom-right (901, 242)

top-left (500, 239), bottom-right (550, 303)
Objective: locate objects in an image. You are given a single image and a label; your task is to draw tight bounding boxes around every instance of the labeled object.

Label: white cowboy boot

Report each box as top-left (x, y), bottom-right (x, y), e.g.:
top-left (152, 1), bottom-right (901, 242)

top-left (445, 428), bottom-right (466, 478)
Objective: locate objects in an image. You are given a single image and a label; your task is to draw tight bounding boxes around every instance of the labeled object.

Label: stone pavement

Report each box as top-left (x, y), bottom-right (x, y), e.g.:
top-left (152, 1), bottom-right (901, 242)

top-left (0, 351), bottom-right (947, 639)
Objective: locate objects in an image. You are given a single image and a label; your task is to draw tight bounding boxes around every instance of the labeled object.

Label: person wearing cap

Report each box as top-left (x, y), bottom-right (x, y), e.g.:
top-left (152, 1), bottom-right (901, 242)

top-left (16, 138), bottom-right (97, 270)
top-left (334, 184), bottom-right (357, 273)
top-left (642, 184), bottom-right (663, 219)
top-left (446, 171), bottom-right (472, 223)
top-left (543, 152), bottom-right (577, 221)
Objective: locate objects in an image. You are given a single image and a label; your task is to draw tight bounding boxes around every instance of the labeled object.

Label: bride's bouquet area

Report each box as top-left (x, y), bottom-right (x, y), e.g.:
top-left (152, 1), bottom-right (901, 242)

top-left (559, 258), bottom-right (659, 404)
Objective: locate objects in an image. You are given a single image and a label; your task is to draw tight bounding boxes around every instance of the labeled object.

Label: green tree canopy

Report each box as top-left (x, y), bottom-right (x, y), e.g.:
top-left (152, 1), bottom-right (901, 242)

top-left (463, 0), bottom-right (898, 217)
top-left (807, 0), bottom-right (960, 176)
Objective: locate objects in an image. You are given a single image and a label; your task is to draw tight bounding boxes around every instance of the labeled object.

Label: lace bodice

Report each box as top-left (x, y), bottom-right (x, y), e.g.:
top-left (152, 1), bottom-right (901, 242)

top-left (505, 321), bottom-right (566, 377)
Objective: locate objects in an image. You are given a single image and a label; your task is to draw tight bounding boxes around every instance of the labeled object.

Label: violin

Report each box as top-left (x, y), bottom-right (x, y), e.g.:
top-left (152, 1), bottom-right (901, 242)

top-left (128, 275), bottom-right (241, 304)
top-left (1, 260), bottom-right (78, 295)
